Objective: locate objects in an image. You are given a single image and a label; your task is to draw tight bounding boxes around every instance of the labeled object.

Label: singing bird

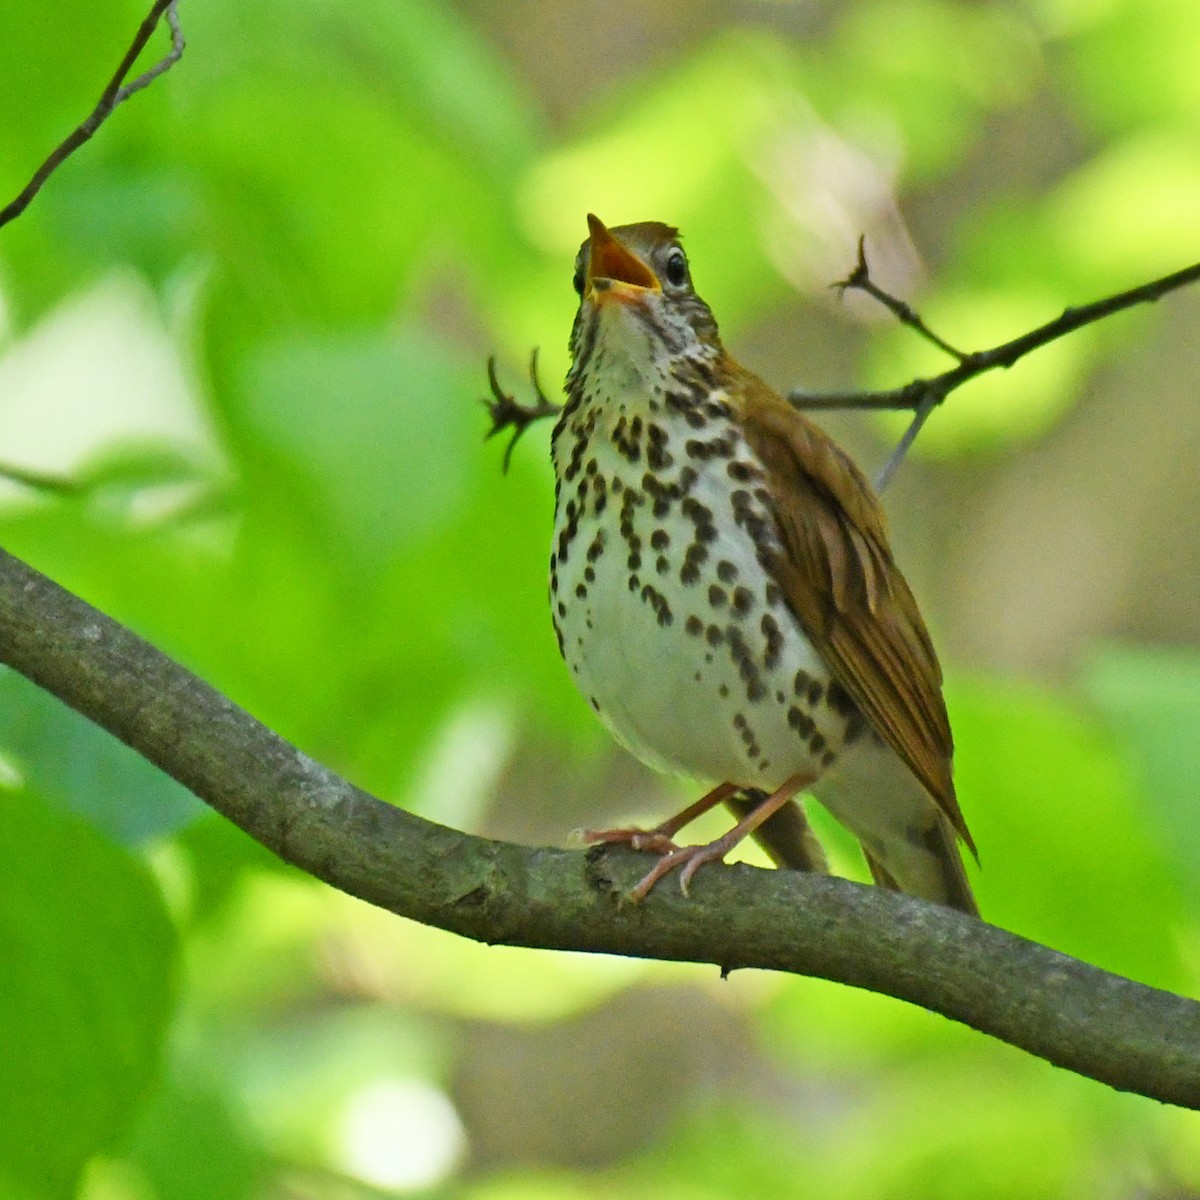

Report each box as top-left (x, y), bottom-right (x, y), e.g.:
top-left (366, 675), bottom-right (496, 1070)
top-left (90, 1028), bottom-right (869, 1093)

top-left (547, 215), bottom-right (977, 914)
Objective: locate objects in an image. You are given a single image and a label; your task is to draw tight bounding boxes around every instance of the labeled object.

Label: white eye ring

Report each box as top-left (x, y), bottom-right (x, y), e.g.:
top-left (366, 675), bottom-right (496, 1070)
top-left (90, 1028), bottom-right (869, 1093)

top-left (664, 248), bottom-right (688, 288)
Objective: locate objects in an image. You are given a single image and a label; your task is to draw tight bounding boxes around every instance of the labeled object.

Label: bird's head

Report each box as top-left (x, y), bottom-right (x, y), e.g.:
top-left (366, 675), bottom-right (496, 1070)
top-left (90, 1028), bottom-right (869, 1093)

top-left (567, 214), bottom-right (722, 387)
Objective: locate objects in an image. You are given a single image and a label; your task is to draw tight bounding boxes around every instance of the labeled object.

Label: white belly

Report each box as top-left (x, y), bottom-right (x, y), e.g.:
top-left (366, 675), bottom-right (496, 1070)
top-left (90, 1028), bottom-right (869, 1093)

top-left (551, 391), bottom-right (848, 791)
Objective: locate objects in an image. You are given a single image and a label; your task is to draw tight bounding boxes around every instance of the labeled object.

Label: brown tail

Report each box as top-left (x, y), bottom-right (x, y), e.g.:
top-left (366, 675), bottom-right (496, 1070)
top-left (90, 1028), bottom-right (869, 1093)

top-left (862, 812), bottom-right (978, 916)
top-left (726, 790), bottom-right (830, 874)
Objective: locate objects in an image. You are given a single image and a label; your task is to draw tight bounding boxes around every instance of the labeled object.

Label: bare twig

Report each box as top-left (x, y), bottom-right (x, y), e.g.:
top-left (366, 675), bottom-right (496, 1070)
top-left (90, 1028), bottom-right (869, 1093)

top-left (0, 544), bottom-right (1198, 1108)
top-left (0, 0), bottom-right (184, 230)
top-left (794, 256), bottom-right (1200, 415)
top-left (115, 2), bottom-right (184, 102)
top-left (482, 349), bottom-right (561, 472)
top-left (874, 394), bottom-right (939, 492)
top-left (833, 237), bottom-right (966, 362)
top-left (794, 250), bottom-right (1200, 486)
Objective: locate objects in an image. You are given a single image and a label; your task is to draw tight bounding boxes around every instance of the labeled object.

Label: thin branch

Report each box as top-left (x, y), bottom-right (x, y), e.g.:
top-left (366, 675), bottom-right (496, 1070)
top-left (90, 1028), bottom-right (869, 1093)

top-left (805, 242), bottom-right (1200, 487)
top-left (0, 0), bottom-right (184, 231)
top-left (795, 253), bottom-right (1200, 416)
top-left (481, 350), bottom-right (561, 472)
top-left (833, 236), bottom-right (966, 362)
top-left (115, 2), bottom-right (184, 102)
top-left (486, 248), bottom-right (1200, 490)
top-left (0, 544), bottom-right (1197, 1108)
top-left (873, 393), bottom-right (939, 493)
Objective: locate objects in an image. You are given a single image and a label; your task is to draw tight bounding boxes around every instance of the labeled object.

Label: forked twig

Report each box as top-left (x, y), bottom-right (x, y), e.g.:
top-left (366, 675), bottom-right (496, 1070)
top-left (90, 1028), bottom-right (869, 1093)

top-left (832, 236), bottom-right (966, 362)
top-left (482, 349), bottom-right (561, 472)
top-left (0, 0), bottom-right (185, 230)
top-left (796, 238), bottom-right (1200, 488)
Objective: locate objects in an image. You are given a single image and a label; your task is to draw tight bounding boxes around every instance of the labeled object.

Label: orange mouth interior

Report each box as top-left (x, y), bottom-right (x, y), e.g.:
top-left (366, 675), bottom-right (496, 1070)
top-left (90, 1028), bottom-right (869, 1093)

top-left (586, 213), bottom-right (659, 291)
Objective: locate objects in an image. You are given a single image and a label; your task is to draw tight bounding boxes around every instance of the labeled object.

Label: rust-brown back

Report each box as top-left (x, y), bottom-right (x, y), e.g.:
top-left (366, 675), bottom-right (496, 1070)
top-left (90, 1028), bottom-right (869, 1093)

top-left (731, 360), bottom-right (975, 854)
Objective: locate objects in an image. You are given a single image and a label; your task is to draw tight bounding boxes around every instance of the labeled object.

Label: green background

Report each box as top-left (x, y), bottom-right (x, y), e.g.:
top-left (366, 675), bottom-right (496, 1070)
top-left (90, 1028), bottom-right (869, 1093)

top-left (0, 0), bottom-right (1198, 1195)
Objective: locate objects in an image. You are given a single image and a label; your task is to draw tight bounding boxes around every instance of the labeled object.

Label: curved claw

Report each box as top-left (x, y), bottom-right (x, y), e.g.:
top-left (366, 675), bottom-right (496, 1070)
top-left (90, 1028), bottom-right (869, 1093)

top-left (677, 844), bottom-right (728, 896)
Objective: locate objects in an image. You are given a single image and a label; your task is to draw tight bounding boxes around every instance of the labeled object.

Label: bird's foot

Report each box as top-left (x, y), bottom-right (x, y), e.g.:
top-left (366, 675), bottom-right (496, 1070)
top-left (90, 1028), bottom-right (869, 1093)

top-left (618, 773), bottom-right (814, 901)
top-left (581, 825), bottom-right (681, 855)
top-left (627, 831), bottom-right (745, 901)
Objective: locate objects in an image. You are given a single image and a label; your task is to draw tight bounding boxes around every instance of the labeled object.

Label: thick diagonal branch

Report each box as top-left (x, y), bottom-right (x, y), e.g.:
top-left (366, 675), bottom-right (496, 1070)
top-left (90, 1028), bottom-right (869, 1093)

top-left (0, 546), bottom-right (1196, 1108)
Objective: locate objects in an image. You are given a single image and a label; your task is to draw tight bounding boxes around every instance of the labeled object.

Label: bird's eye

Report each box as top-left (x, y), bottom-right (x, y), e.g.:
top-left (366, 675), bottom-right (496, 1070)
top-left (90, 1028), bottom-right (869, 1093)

top-left (664, 248), bottom-right (688, 289)
top-left (572, 261), bottom-right (586, 295)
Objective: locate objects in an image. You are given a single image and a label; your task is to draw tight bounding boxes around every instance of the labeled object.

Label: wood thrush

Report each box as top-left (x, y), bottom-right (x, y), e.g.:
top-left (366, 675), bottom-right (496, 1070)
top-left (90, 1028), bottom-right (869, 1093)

top-left (550, 214), bottom-right (978, 914)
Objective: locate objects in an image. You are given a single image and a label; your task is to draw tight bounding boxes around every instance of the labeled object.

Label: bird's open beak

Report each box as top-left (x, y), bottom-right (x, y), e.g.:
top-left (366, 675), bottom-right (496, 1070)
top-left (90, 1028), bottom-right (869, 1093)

top-left (585, 214), bottom-right (660, 301)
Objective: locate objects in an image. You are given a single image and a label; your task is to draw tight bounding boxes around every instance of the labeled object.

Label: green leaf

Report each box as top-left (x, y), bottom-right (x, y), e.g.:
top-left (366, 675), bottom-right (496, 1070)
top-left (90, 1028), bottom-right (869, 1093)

top-left (180, 0), bottom-right (540, 176)
top-left (0, 792), bottom-right (176, 1198)
top-left (0, 669), bottom-right (202, 845)
top-left (819, 0), bottom-right (1040, 179)
top-left (238, 328), bottom-right (473, 567)
top-left (1046, 131), bottom-right (1200, 285)
top-left (1081, 643), bottom-right (1200, 892)
top-left (1055, 0), bottom-right (1200, 135)
top-left (125, 1078), bottom-right (265, 1200)
top-left (947, 676), bottom-right (1186, 986)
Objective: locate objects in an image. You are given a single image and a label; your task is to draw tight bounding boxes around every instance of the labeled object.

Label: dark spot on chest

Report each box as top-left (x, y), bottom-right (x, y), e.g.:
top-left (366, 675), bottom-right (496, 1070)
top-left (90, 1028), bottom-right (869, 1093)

top-left (787, 705), bottom-right (815, 738)
top-left (727, 460), bottom-right (761, 482)
top-left (731, 586), bottom-right (755, 617)
top-left (760, 613), bottom-right (783, 669)
top-left (826, 679), bottom-right (855, 717)
top-left (646, 423), bottom-right (673, 470)
top-left (680, 542), bottom-right (708, 586)
top-left (639, 582), bottom-right (673, 627)
top-left (827, 679), bottom-right (869, 744)
top-left (726, 626), bottom-right (766, 702)
top-left (611, 415), bottom-right (643, 463)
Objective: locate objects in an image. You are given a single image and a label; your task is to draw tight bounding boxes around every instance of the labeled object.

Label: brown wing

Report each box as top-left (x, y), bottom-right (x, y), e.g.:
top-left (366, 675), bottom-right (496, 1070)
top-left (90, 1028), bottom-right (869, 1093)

top-left (734, 370), bottom-right (975, 854)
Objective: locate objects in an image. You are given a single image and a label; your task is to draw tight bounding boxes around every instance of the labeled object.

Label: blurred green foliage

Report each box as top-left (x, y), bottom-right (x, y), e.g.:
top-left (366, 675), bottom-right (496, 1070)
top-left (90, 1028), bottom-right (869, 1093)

top-left (0, 0), bottom-right (1198, 1197)
top-left (0, 793), bottom-right (176, 1197)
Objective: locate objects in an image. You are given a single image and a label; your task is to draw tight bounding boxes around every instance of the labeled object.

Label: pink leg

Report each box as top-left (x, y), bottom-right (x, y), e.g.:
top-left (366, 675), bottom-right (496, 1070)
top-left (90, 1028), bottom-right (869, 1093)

top-left (628, 773), bottom-right (813, 901)
top-left (582, 782), bottom-right (738, 854)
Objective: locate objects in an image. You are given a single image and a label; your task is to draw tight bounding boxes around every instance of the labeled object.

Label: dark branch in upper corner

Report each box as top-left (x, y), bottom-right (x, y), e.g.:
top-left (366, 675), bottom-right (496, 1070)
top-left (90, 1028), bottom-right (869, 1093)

top-left (0, 0), bottom-right (184, 231)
